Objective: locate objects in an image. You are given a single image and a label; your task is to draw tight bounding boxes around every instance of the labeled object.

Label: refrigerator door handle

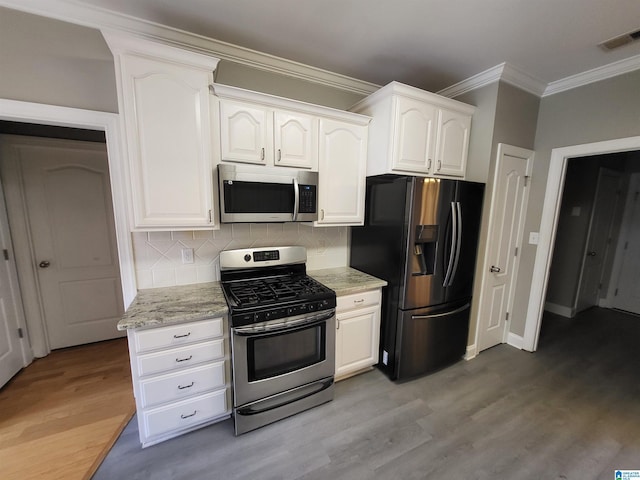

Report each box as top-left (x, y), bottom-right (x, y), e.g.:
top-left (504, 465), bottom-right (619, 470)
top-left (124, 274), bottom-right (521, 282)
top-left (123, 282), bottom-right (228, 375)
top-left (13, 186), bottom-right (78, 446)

top-left (443, 201), bottom-right (457, 286)
top-left (447, 202), bottom-right (463, 286)
top-left (411, 303), bottom-right (470, 320)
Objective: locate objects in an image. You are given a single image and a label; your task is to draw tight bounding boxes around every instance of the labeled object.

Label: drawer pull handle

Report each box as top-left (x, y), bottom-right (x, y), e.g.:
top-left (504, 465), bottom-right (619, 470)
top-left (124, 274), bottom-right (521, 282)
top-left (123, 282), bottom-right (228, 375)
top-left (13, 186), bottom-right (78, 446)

top-left (180, 411), bottom-right (197, 419)
top-left (175, 355), bottom-right (193, 363)
top-left (354, 299), bottom-right (365, 303)
top-left (178, 382), bottom-right (195, 390)
top-left (173, 332), bottom-right (191, 339)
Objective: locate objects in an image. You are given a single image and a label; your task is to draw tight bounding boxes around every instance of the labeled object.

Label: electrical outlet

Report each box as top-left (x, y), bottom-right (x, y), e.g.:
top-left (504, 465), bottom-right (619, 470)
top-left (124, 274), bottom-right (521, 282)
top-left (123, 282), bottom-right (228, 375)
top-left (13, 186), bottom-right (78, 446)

top-left (181, 248), bottom-right (194, 264)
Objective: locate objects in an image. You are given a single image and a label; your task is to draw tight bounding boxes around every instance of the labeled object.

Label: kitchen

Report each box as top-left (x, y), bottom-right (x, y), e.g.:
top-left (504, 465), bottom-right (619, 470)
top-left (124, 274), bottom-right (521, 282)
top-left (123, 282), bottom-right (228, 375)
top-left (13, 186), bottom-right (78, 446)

top-left (1, 1), bottom-right (640, 478)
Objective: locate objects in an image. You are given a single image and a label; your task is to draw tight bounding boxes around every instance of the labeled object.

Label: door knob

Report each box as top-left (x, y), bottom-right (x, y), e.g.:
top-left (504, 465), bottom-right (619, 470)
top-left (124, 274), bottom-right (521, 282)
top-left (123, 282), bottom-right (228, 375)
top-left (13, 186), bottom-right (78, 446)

top-left (490, 265), bottom-right (501, 273)
top-left (587, 251), bottom-right (597, 257)
top-left (39, 261), bottom-right (51, 268)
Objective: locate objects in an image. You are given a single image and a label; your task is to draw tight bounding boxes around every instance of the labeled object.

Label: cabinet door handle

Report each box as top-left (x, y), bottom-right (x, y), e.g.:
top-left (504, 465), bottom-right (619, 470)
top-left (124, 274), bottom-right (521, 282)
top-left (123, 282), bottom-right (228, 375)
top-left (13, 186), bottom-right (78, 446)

top-left (336, 319), bottom-right (340, 330)
top-left (437, 160), bottom-right (442, 171)
top-left (277, 149), bottom-right (282, 162)
top-left (178, 382), bottom-right (195, 390)
top-left (320, 209), bottom-right (325, 220)
top-left (173, 332), bottom-right (191, 339)
top-left (427, 158), bottom-right (432, 170)
top-left (175, 355), bottom-right (193, 363)
top-left (261, 147), bottom-right (265, 161)
top-left (490, 265), bottom-right (501, 273)
top-left (354, 299), bottom-right (364, 304)
top-left (180, 411), bottom-right (197, 419)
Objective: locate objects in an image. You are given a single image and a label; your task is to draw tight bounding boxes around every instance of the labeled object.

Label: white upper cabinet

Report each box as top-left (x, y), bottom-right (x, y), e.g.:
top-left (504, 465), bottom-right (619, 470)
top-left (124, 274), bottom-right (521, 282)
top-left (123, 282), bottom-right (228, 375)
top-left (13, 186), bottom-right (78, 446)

top-left (316, 119), bottom-right (367, 226)
top-left (218, 94), bottom-right (318, 170)
top-left (104, 32), bottom-right (220, 230)
top-left (350, 81), bottom-right (474, 179)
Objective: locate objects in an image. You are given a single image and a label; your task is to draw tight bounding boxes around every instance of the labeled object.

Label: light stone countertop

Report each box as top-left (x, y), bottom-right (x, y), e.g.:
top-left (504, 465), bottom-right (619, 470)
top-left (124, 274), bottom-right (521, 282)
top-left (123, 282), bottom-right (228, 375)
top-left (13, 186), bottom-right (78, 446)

top-left (117, 281), bottom-right (228, 330)
top-left (118, 267), bottom-right (386, 330)
top-left (308, 266), bottom-right (387, 295)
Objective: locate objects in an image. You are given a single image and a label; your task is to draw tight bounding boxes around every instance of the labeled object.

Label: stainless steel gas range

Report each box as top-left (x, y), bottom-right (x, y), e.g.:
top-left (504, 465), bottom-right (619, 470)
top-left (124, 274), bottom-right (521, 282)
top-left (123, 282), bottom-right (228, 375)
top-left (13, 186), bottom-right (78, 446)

top-left (220, 246), bottom-right (336, 435)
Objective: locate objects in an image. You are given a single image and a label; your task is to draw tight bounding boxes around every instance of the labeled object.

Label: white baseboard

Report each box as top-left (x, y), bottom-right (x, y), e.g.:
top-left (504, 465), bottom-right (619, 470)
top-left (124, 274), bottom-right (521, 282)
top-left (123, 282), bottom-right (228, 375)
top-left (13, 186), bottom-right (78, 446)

top-left (464, 344), bottom-right (477, 360)
top-left (507, 332), bottom-right (524, 350)
top-left (544, 302), bottom-right (575, 318)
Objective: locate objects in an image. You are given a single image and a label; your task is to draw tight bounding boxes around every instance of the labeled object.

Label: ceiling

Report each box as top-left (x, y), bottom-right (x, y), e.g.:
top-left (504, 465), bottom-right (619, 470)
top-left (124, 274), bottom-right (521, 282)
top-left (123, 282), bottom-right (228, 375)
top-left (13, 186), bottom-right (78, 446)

top-left (64, 0), bottom-right (640, 93)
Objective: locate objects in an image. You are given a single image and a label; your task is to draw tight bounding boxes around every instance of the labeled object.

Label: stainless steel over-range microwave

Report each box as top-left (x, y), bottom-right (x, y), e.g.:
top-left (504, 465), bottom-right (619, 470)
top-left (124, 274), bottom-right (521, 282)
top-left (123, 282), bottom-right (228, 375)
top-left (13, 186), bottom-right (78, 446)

top-left (217, 164), bottom-right (318, 223)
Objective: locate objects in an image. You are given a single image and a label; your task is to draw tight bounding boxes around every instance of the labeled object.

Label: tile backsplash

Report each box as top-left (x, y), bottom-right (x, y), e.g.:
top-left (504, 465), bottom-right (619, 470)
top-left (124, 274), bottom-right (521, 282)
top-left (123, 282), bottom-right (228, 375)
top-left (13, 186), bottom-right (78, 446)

top-left (132, 224), bottom-right (349, 289)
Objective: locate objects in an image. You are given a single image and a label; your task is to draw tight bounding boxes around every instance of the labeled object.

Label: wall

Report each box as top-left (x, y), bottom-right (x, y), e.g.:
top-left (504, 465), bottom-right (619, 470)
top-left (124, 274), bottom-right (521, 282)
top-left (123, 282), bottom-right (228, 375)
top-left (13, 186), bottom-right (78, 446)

top-left (455, 81), bottom-right (540, 348)
top-left (0, 7), bottom-right (118, 113)
top-left (509, 69), bottom-right (640, 337)
top-left (132, 225), bottom-right (348, 289)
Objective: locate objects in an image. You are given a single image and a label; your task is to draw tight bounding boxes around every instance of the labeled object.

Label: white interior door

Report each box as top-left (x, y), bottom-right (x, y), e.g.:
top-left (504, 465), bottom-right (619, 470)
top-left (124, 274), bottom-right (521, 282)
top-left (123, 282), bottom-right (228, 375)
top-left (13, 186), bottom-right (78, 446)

top-left (18, 137), bottom-right (125, 349)
top-left (575, 169), bottom-right (622, 313)
top-left (477, 144), bottom-right (533, 352)
top-left (0, 181), bottom-right (28, 388)
top-left (612, 173), bottom-right (640, 314)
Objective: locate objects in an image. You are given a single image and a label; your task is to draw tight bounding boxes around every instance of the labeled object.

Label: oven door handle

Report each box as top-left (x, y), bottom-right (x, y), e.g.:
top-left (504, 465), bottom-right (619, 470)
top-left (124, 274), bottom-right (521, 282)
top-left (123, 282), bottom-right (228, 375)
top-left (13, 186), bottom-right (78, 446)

top-left (235, 377), bottom-right (334, 416)
top-left (232, 310), bottom-right (335, 336)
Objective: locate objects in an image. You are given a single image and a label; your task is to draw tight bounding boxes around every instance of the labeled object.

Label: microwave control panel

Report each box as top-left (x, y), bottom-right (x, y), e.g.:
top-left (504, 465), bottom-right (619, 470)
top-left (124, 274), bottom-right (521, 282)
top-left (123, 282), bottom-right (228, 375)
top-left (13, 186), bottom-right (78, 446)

top-left (299, 185), bottom-right (317, 213)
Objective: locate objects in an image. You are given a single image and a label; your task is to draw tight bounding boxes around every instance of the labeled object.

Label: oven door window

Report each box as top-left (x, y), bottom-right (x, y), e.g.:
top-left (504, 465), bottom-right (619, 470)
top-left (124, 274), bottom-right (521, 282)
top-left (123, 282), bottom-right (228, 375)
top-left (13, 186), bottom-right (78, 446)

top-left (224, 180), bottom-right (294, 214)
top-left (247, 322), bottom-right (326, 382)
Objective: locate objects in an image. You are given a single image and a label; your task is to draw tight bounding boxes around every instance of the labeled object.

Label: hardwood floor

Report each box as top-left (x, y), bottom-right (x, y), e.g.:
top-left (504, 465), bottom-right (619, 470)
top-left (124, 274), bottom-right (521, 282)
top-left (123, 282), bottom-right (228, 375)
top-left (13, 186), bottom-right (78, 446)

top-left (0, 338), bottom-right (135, 480)
top-left (94, 308), bottom-right (640, 480)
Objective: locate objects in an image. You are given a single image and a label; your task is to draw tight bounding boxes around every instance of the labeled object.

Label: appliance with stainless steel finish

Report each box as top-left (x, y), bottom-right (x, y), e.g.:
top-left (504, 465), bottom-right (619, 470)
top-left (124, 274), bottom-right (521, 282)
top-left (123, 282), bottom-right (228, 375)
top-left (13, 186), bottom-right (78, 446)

top-left (220, 246), bottom-right (336, 435)
top-left (350, 175), bottom-right (484, 381)
top-left (218, 164), bottom-right (318, 223)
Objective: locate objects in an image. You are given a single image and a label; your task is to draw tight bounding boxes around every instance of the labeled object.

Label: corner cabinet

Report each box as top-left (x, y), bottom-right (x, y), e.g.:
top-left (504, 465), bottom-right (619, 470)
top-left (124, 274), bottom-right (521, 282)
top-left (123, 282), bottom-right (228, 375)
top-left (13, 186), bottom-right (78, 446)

top-left (103, 32), bottom-right (220, 230)
top-left (350, 81), bottom-right (474, 179)
top-left (126, 317), bottom-right (231, 447)
top-left (212, 84), bottom-right (371, 226)
top-left (335, 289), bottom-right (382, 381)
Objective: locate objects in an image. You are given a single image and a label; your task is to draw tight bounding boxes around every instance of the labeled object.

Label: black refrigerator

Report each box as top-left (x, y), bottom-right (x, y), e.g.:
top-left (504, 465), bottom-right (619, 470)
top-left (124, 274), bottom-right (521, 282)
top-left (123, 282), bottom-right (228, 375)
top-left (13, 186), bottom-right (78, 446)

top-left (350, 175), bottom-right (484, 381)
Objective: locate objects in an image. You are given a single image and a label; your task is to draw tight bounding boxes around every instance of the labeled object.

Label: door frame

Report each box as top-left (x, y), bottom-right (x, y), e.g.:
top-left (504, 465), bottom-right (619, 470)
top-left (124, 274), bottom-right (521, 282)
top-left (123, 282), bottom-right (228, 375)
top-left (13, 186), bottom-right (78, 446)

top-left (0, 99), bottom-right (136, 357)
top-left (523, 135), bottom-right (640, 352)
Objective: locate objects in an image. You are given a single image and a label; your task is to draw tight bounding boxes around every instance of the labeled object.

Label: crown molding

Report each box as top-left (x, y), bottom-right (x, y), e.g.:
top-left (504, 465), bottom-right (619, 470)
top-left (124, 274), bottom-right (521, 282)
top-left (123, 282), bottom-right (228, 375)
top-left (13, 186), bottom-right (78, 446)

top-left (0, 0), bottom-right (380, 96)
top-left (542, 53), bottom-right (640, 97)
top-left (437, 62), bottom-right (546, 98)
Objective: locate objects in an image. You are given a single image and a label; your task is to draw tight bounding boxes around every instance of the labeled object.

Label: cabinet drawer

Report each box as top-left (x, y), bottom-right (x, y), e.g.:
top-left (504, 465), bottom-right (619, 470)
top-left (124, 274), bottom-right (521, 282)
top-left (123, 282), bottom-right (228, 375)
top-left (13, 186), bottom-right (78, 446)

top-left (133, 318), bottom-right (223, 353)
top-left (336, 289), bottom-right (381, 313)
top-left (142, 389), bottom-right (227, 439)
top-left (139, 361), bottom-right (226, 408)
top-left (136, 339), bottom-right (224, 377)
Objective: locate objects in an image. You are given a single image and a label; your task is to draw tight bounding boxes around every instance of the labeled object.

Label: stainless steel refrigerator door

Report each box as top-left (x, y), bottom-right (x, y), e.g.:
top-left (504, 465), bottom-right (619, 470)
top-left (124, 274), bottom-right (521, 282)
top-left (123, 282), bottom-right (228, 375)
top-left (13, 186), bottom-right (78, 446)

top-left (401, 178), bottom-right (456, 310)
top-left (395, 301), bottom-right (471, 380)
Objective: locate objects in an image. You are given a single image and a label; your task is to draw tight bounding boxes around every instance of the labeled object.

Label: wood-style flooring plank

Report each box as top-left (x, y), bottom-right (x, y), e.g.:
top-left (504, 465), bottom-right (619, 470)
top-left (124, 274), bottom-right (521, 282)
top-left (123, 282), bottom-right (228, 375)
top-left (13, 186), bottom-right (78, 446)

top-left (0, 338), bottom-right (134, 480)
top-left (94, 308), bottom-right (640, 479)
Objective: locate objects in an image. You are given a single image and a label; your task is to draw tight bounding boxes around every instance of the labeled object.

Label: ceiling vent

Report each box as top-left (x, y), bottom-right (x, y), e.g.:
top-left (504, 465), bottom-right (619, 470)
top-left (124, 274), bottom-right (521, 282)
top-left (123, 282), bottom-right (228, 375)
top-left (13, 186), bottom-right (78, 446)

top-left (599, 29), bottom-right (640, 51)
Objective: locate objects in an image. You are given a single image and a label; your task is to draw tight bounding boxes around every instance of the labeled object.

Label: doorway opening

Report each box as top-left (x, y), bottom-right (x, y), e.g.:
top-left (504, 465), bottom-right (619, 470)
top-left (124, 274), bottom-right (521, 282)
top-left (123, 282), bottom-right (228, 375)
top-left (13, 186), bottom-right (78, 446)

top-left (523, 136), bottom-right (640, 351)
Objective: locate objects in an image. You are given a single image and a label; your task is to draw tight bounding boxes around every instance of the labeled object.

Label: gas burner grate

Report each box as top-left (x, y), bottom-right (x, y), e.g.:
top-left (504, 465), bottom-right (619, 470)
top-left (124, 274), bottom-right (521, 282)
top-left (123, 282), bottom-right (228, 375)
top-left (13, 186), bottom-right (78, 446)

top-left (226, 276), bottom-right (330, 307)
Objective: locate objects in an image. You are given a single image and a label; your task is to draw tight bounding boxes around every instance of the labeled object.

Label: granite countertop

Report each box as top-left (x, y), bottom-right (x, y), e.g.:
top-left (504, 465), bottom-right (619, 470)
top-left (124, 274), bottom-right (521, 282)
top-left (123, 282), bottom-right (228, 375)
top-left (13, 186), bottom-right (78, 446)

top-left (117, 281), bottom-right (228, 331)
top-left (118, 267), bottom-right (386, 331)
top-left (309, 266), bottom-right (387, 295)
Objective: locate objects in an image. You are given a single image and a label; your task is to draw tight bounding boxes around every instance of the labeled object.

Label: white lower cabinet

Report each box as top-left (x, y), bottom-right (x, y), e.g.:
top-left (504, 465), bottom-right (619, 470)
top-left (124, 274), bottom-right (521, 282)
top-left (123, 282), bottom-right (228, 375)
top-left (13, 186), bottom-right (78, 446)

top-left (335, 289), bottom-right (382, 381)
top-left (127, 317), bottom-right (231, 447)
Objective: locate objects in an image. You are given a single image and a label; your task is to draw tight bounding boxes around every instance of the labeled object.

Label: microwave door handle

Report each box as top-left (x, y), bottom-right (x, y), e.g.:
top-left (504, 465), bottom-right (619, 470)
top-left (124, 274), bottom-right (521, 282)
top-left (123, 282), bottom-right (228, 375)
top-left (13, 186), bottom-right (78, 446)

top-left (292, 177), bottom-right (299, 221)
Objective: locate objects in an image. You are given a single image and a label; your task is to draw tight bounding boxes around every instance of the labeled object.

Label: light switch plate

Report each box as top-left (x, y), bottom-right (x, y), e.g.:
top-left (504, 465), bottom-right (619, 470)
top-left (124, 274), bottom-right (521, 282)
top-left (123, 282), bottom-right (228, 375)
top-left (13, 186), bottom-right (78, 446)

top-left (529, 232), bottom-right (539, 245)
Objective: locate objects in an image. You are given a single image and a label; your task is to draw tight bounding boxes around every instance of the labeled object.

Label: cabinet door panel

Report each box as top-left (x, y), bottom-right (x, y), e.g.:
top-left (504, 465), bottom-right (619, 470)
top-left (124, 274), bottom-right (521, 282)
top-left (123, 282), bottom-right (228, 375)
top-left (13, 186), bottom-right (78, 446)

top-left (392, 97), bottom-right (437, 174)
top-left (434, 109), bottom-right (470, 177)
top-left (336, 305), bottom-right (380, 379)
top-left (317, 119), bottom-right (367, 225)
top-left (121, 54), bottom-right (214, 228)
top-left (274, 111), bottom-right (317, 169)
top-left (220, 100), bottom-right (271, 165)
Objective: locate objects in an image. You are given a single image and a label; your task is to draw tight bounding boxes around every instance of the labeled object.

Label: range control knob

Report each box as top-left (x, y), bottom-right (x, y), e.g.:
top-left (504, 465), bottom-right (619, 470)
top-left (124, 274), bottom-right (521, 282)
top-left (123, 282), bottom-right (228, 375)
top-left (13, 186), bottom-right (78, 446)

top-left (244, 254), bottom-right (252, 262)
